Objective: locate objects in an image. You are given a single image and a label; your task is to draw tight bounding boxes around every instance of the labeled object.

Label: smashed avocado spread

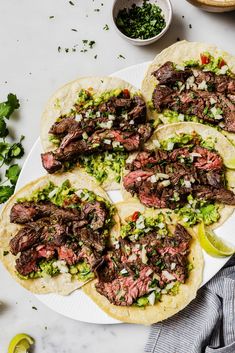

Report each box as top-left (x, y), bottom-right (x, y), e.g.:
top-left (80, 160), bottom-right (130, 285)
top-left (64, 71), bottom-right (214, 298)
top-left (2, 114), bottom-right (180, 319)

top-left (79, 151), bottom-right (128, 184)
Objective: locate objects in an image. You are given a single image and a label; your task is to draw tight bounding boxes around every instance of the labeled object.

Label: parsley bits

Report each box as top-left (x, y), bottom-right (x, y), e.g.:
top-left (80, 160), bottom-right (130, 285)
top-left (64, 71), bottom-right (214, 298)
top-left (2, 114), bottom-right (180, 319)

top-left (115, 0), bottom-right (166, 40)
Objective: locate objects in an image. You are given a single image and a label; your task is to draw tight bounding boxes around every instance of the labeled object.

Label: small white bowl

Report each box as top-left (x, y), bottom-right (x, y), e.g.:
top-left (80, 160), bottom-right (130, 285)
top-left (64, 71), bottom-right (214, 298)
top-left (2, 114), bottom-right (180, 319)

top-left (112, 0), bottom-right (172, 46)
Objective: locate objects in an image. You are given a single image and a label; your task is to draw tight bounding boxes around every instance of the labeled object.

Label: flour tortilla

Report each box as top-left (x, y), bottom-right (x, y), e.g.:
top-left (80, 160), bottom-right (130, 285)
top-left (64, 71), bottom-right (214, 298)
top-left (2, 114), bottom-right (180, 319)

top-left (83, 201), bottom-right (203, 325)
top-left (40, 76), bottom-right (143, 190)
top-left (0, 169), bottom-right (120, 295)
top-left (141, 40), bottom-right (235, 144)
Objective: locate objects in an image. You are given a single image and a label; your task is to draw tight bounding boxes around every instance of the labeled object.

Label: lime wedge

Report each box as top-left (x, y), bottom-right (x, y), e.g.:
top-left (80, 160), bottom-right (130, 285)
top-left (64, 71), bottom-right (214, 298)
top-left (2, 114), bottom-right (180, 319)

top-left (197, 222), bottom-right (235, 257)
top-left (225, 157), bottom-right (235, 170)
top-left (8, 334), bottom-right (34, 353)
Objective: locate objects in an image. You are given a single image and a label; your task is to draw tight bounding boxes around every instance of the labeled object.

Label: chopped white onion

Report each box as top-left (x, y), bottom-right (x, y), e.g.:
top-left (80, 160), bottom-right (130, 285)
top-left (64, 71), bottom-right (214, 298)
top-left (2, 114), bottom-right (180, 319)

top-left (171, 262), bottom-right (176, 270)
top-left (152, 139), bottom-right (160, 148)
top-left (210, 97), bottom-right (217, 105)
top-left (198, 80), bottom-right (208, 90)
top-left (141, 245), bottom-right (148, 264)
top-left (156, 173), bottom-right (169, 179)
top-left (53, 260), bottom-right (69, 274)
top-left (120, 268), bottom-right (128, 275)
top-left (148, 291), bottom-right (155, 306)
top-left (75, 114), bottom-right (83, 122)
top-left (162, 270), bottom-right (175, 281)
top-left (103, 139), bottom-right (111, 145)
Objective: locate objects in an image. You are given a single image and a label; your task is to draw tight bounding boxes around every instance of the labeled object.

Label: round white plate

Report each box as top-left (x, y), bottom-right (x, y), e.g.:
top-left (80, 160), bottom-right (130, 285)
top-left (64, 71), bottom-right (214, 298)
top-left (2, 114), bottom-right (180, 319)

top-left (16, 62), bottom-right (235, 324)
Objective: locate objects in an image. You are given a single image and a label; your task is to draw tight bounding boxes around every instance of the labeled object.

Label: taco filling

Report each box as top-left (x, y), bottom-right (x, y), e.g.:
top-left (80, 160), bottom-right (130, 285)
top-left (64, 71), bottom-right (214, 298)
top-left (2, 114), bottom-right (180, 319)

top-left (94, 213), bottom-right (192, 307)
top-left (8, 180), bottom-right (115, 280)
top-left (41, 88), bottom-right (152, 183)
top-left (123, 132), bottom-right (235, 226)
top-left (151, 53), bottom-right (235, 132)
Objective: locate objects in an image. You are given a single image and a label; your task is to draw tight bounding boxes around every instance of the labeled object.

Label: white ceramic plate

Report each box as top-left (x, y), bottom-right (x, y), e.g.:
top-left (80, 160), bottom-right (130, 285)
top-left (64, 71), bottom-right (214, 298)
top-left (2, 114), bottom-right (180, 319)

top-left (16, 62), bottom-right (235, 324)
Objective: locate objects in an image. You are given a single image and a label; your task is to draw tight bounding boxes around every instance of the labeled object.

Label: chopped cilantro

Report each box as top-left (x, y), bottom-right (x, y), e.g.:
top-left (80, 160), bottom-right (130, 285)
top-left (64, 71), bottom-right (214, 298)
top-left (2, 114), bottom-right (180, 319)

top-left (117, 54), bottom-right (125, 59)
top-left (103, 24), bottom-right (109, 30)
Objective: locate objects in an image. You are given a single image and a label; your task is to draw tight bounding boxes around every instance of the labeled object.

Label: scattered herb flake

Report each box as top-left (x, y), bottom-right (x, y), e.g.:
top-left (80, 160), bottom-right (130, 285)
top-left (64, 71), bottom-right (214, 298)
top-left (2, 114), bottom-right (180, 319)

top-left (32, 306), bottom-right (38, 310)
top-left (49, 16), bottom-right (54, 19)
top-left (117, 54), bottom-right (125, 59)
top-left (89, 40), bottom-right (95, 48)
top-left (3, 250), bottom-right (9, 256)
top-left (94, 9), bottom-right (100, 12)
top-left (189, 24), bottom-right (192, 29)
top-left (71, 28), bottom-right (77, 32)
top-left (58, 46), bottom-right (61, 52)
top-left (94, 54), bottom-right (98, 59)
top-left (103, 24), bottom-right (109, 31)
top-left (69, 1), bottom-right (74, 5)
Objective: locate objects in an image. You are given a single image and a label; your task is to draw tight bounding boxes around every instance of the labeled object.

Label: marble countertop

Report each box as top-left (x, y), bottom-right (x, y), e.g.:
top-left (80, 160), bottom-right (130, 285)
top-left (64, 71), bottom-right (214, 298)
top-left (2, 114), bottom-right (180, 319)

top-left (0, 1), bottom-right (234, 352)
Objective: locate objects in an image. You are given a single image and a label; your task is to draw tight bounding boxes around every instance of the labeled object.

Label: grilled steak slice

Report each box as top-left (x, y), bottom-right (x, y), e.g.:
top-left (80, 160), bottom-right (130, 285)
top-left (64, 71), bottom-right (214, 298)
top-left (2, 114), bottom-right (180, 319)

top-left (152, 61), bottom-right (191, 85)
top-left (193, 146), bottom-right (223, 171)
top-left (123, 170), bottom-right (154, 192)
top-left (193, 185), bottom-right (235, 205)
top-left (174, 224), bottom-right (191, 242)
top-left (82, 201), bottom-right (107, 230)
top-left (128, 95), bottom-right (146, 122)
top-left (42, 222), bottom-right (69, 246)
top-left (41, 152), bottom-right (62, 174)
top-left (10, 201), bottom-right (82, 224)
top-left (152, 86), bottom-right (174, 112)
top-left (15, 249), bottom-right (39, 276)
top-left (57, 245), bottom-right (79, 265)
top-left (10, 226), bottom-right (41, 255)
top-left (95, 266), bottom-right (152, 306)
top-left (79, 228), bottom-right (106, 252)
top-left (49, 117), bottom-right (80, 136)
top-left (10, 202), bottom-right (38, 224)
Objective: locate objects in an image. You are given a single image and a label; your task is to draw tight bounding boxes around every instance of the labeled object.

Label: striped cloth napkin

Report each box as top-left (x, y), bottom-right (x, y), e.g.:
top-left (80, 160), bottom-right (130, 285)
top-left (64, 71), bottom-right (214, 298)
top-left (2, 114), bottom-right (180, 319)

top-left (145, 256), bottom-right (235, 353)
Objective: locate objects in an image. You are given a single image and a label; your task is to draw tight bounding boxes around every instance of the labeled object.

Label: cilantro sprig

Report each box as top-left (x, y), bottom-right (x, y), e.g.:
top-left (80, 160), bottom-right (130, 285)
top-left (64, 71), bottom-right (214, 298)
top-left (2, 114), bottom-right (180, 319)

top-left (0, 94), bottom-right (24, 204)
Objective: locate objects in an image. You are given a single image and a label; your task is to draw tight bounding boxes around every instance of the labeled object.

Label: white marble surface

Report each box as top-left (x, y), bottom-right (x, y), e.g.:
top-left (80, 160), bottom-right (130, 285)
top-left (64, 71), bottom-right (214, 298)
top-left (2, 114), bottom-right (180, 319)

top-left (0, 0), bottom-right (235, 352)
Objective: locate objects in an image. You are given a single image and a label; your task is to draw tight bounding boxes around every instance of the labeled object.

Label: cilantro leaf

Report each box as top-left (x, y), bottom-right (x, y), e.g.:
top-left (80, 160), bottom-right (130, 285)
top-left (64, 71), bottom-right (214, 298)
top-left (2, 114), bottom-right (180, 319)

top-left (4, 136), bottom-right (24, 164)
top-left (0, 185), bottom-right (14, 203)
top-left (5, 164), bottom-right (21, 185)
top-left (0, 119), bottom-right (9, 138)
top-left (0, 93), bottom-right (20, 119)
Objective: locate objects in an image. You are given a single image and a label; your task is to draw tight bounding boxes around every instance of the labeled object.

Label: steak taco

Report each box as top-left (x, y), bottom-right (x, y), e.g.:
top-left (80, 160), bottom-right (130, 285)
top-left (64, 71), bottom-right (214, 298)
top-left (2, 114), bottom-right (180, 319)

top-left (141, 40), bottom-right (235, 144)
top-left (41, 76), bottom-right (152, 190)
top-left (83, 201), bottom-right (203, 325)
top-left (122, 122), bottom-right (235, 229)
top-left (0, 170), bottom-right (119, 295)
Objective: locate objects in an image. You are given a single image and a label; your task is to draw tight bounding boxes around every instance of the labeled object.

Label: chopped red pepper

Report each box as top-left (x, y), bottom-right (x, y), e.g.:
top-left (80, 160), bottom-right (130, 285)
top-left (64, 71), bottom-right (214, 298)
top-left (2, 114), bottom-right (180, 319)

top-left (131, 211), bottom-right (140, 222)
top-left (123, 88), bottom-right (130, 98)
top-left (218, 58), bottom-right (226, 69)
top-left (200, 53), bottom-right (210, 65)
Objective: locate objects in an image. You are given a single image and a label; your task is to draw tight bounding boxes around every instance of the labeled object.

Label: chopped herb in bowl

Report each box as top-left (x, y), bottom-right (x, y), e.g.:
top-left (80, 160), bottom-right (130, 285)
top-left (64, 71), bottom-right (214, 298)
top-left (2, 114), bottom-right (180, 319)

top-left (115, 0), bottom-right (166, 40)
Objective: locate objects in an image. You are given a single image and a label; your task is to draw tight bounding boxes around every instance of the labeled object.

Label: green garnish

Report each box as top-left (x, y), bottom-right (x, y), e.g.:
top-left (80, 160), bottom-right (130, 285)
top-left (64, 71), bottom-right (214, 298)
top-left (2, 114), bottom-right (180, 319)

top-left (116, 0), bottom-right (166, 40)
top-left (0, 94), bottom-right (24, 204)
top-left (103, 24), bottom-right (109, 31)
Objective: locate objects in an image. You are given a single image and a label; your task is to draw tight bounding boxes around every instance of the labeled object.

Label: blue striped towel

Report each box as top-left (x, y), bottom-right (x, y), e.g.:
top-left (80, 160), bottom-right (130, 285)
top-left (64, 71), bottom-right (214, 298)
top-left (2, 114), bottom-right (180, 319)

top-left (145, 256), bottom-right (235, 353)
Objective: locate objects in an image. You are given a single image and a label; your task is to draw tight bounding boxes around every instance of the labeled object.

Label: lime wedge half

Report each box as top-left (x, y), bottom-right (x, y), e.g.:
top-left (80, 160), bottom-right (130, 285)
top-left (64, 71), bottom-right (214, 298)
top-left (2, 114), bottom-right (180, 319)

top-left (197, 222), bottom-right (235, 257)
top-left (8, 333), bottom-right (34, 353)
